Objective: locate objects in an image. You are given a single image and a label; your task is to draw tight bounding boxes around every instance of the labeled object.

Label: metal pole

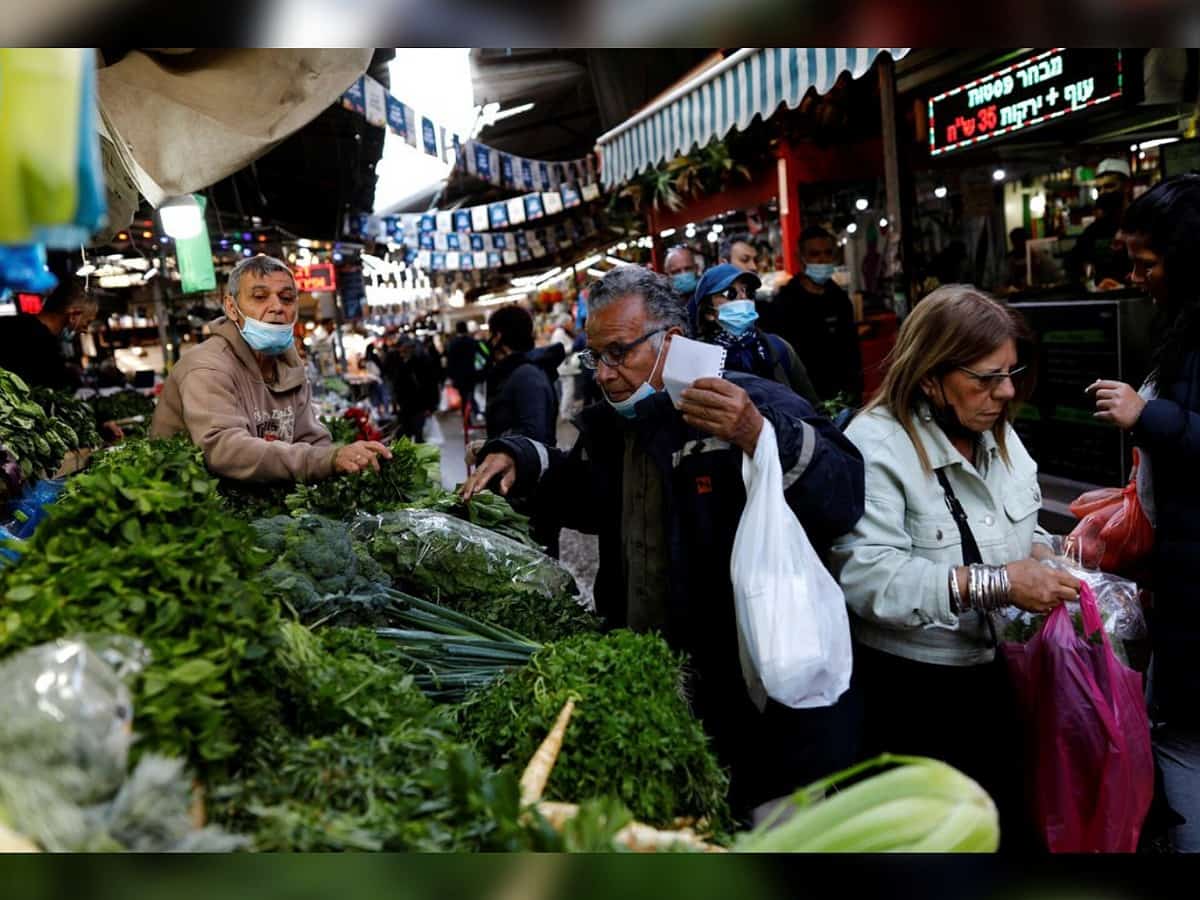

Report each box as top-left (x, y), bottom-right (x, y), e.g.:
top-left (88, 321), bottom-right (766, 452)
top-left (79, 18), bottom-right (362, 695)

top-left (155, 243), bottom-right (173, 374)
top-left (878, 54), bottom-right (907, 317)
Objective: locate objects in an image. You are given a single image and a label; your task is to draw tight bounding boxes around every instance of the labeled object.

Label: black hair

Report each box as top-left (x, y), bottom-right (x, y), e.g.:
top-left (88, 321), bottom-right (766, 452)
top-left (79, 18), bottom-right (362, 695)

top-left (41, 250), bottom-right (91, 315)
top-left (487, 304), bottom-right (535, 353)
top-left (455, 321), bottom-right (468, 334)
top-left (799, 225), bottom-right (835, 248)
top-left (718, 232), bottom-right (755, 263)
top-left (1121, 174), bottom-right (1200, 384)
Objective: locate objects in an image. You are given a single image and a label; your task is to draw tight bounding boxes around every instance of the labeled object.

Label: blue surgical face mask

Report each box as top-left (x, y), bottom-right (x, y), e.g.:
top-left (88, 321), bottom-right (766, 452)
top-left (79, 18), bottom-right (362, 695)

top-left (716, 299), bottom-right (759, 337)
top-left (234, 304), bottom-right (294, 355)
top-left (805, 263), bottom-right (836, 285)
top-left (604, 334), bottom-right (668, 419)
top-left (671, 271), bottom-right (699, 295)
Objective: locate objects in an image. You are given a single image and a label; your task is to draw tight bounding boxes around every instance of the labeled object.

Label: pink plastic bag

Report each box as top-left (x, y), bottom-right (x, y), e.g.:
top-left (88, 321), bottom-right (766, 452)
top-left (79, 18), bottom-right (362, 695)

top-left (1001, 583), bottom-right (1154, 853)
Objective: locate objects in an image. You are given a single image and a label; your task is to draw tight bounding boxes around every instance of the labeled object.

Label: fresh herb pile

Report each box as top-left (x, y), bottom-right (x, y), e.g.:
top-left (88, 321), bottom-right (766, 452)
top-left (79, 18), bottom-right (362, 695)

top-left (459, 630), bottom-right (730, 830)
top-left (284, 438), bottom-right (442, 518)
top-left (207, 622), bottom-right (549, 852)
top-left (90, 390), bottom-right (156, 438)
top-left (0, 438), bottom-right (281, 773)
top-left (0, 368), bottom-right (71, 487)
top-left (217, 478), bottom-right (294, 520)
top-left (31, 387), bottom-right (101, 452)
top-left (352, 509), bottom-right (596, 642)
top-left (413, 487), bottom-right (538, 548)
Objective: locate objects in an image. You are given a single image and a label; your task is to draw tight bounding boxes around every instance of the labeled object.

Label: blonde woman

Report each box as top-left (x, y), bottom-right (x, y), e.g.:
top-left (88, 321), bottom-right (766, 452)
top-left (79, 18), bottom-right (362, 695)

top-left (831, 285), bottom-right (1080, 850)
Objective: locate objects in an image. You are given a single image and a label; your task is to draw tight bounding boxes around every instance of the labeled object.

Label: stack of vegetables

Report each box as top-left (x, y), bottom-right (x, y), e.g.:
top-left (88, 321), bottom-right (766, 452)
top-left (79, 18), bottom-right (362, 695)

top-left (0, 368), bottom-right (75, 496)
top-left (0, 434), bottom-right (1003, 853)
top-left (90, 390), bottom-right (156, 439)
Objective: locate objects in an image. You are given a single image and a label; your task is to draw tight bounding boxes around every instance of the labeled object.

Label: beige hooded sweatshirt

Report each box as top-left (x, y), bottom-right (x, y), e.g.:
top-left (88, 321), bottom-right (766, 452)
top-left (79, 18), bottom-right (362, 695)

top-left (150, 318), bottom-right (339, 482)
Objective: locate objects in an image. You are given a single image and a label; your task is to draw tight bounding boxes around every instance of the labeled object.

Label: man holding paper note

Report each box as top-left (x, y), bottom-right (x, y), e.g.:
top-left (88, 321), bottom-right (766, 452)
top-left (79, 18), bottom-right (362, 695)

top-left (461, 264), bottom-right (865, 823)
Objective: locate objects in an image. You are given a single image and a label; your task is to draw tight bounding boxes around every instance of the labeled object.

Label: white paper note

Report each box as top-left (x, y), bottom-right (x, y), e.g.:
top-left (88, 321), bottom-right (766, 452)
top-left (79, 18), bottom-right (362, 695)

top-left (662, 335), bottom-right (726, 407)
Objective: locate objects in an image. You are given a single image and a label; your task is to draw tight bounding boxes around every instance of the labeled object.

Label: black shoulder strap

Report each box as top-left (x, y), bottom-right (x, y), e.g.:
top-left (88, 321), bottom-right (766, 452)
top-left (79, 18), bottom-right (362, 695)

top-left (934, 468), bottom-right (997, 647)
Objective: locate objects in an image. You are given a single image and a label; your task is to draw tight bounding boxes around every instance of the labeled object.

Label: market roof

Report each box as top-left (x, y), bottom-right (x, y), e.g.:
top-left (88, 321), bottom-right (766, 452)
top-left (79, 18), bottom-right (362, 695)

top-left (595, 48), bottom-right (911, 189)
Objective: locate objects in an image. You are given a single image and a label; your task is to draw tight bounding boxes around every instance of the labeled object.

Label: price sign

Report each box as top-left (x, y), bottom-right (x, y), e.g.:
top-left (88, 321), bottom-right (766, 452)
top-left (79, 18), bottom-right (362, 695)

top-left (928, 49), bottom-right (1123, 157)
top-left (294, 263), bottom-right (337, 293)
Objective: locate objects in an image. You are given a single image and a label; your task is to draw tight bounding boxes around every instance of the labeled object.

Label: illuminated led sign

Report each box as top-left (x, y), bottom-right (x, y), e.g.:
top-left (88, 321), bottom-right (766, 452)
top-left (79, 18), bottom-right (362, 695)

top-left (294, 263), bottom-right (337, 293)
top-left (928, 49), bottom-right (1123, 157)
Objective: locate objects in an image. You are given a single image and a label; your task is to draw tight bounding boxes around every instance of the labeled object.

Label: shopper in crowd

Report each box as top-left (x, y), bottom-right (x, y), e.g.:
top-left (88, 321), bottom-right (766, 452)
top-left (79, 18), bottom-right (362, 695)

top-left (718, 232), bottom-right (759, 273)
top-left (549, 313), bottom-right (579, 422)
top-left (461, 264), bottom-right (864, 823)
top-left (1003, 227), bottom-right (1029, 293)
top-left (1087, 174), bottom-right (1200, 851)
top-left (478, 303), bottom-right (566, 555)
top-left (664, 244), bottom-right (701, 297)
top-left (151, 254), bottom-right (391, 481)
top-left (1067, 157), bottom-right (1135, 290)
top-left (689, 263), bottom-right (819, 406)
top-left (384, 335), bottom-right (440, 443)
top-left (445, 320), bottom-right (481, 413)
top-left (0, 250), bottom-right (96, 391)
top-left (767, 225), bottom-right (864, 406)
top-left (830, 284), bottom-right (1079, 852)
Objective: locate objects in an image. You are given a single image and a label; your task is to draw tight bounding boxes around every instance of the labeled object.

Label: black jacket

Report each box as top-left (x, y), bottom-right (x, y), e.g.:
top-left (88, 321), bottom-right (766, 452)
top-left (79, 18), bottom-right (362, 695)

top-left (481, 373), bottom-right (865, 810)
top-left (485, 344), bottom-right (565, 446)
top-left (446, 334), bottom-right (478, 391)
top-left (766, 280), bottom-right (863, 405)
top-left (1133, 349), bottom-right (1200, 724)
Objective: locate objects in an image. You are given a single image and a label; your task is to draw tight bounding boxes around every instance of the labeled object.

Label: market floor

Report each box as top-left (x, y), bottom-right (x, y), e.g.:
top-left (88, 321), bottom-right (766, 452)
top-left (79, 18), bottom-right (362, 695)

top-left (435, 410), bottom-right (599, 611)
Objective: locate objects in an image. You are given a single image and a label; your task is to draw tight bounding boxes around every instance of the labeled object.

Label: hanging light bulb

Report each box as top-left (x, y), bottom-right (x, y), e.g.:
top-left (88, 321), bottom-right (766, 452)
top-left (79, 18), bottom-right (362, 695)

top-left (992, 168), bottom-right (1007, 182)
top-left (855, 198), bottom-right (869, 211)
top-left (157, 194), bottom-right (203, 239)
top-left (934, 186), bottom-right (949, 199)
top-left (846, 222), bottom-right (859, 235)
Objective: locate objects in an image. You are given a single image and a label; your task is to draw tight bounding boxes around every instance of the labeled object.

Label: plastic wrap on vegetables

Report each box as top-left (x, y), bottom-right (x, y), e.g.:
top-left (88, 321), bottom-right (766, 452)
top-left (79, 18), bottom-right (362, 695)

top-left (0, 638), bottom-right (136, 806)
top-left (352, 510), bottom-right (596, 642)
top-left (998, 554), bottom-right (1146, 666)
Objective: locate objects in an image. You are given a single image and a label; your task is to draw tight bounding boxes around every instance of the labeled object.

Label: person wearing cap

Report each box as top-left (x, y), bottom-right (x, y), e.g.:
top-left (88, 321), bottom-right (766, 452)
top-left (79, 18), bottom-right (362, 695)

top-left (690, 263), bottom-right (819, 406)
top-left (1067, 157), bottom-right (1135, 291)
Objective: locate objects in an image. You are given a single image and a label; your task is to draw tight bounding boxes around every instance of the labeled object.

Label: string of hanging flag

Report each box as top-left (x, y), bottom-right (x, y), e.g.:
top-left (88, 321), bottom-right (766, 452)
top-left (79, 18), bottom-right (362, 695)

top-left (345, 211), bottom-right (602, 273)
top-left (340, 75), bottom-right (601, 193)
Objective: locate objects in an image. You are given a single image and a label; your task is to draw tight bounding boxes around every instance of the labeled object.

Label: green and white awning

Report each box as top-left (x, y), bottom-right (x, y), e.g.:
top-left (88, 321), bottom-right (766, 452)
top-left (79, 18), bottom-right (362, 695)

top-left (596, 47), bottom-right (910, 189)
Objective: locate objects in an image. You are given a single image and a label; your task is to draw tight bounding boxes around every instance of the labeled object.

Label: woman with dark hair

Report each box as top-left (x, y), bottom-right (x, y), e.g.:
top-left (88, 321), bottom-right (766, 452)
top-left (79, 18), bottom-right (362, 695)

top-left (831, 284), bottom-right (1080, 851)
top-left (1088, 174), bottom-right (1200, 851)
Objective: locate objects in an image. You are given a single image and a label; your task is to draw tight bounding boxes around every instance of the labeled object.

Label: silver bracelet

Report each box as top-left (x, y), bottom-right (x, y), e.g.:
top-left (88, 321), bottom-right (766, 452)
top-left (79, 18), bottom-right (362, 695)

top-left (967, 563), bottom-right (1012, 613)
top-left (949, 567), bottom-right (965, 613)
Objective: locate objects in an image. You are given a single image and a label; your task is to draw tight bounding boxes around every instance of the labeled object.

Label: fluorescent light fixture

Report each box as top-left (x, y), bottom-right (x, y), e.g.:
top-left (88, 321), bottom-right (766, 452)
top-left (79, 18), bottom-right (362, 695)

top-left (659, 228), bottom-right (676, 238)
top-left (492, 102), bottom-right (535, 123)
top-left (934, 186), bottom-right (948, 199)
top-left (1092, 187), bottom-right (1100, 200)
top-left (1030, 193), bottom-right (1047, 217)
top-left (605, 256), bottom-right (630, 267)
top-left (157, 194), bottom-right (203, 239)
top-left (855, 198), bottom-right (869, 211)
top-left (617, 242), bottom-right (628, 251)
top-left (1136, 137), bottom-right (1179, 151)
top-left (711, 223), bottom-right (724, 233)
top-left (992, 168), bottom-right (1006, 182)
top-left (706, 231), bottom-right (719, 243)
top-left (586, 268), bottom-right (607, 278)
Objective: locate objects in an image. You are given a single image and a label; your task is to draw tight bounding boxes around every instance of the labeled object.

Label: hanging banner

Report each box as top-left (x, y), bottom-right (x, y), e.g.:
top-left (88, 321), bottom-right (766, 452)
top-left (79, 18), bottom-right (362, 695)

top-left (342, 74), bottom-right (600, 192)
top-left (176, 194), bottom-right (217, 293)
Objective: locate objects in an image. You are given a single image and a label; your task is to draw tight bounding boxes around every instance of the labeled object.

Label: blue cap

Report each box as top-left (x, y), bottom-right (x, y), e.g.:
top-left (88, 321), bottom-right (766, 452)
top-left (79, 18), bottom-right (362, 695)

top-left (688, 264), bottom-right (761, 333)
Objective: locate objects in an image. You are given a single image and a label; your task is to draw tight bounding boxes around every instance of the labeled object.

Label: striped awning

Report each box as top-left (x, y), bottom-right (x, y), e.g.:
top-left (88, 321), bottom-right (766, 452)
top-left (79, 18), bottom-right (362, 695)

top-left (596, 48), bottom-right (910, 189)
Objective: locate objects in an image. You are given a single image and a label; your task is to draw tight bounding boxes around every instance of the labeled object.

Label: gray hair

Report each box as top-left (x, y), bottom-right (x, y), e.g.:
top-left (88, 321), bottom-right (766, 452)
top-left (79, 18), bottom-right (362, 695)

top-left (226, 254), bottom-right (295, 300)
top-left (588, 265), bottom-right (688, 344)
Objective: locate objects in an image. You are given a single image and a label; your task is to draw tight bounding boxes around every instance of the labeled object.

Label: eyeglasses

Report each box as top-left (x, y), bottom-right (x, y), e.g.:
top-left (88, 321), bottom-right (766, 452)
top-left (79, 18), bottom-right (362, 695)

top-left (956, 365), bottom-right (1028, 389)
top-left (578, 327), bottom-right (665, 371)
top-left (724, 284), bottom-right (751, 301)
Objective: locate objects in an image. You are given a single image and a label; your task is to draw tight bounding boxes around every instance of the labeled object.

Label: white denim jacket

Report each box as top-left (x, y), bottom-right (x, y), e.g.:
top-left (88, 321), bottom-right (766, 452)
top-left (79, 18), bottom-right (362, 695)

top-left (831, 405), bottom-right (1050, 667)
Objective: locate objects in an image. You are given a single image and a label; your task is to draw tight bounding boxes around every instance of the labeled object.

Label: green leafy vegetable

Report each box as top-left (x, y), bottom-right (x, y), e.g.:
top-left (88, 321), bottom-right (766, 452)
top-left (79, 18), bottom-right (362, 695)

top-left (353, 509), bottom-right (596, 642)
top-left (90, 390), bottom-right (156, 439)
top-left (459, 630), bottom-right (730, 830)
top-left (0, 367), bottom-right (71, 484)
top-left (284, 438), bottom-right (441, 518)
top-left (30, 387), bottom-right (101, 452)
top-left (320, 414), bottom-right (359, 445)
top-left (0, 438), bottom-right (281, 773)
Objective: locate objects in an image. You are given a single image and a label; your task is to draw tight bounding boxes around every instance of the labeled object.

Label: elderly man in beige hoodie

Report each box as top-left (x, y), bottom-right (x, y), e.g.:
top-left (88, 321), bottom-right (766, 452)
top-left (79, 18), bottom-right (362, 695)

top-left (152, 255), bottom-right (390, 482)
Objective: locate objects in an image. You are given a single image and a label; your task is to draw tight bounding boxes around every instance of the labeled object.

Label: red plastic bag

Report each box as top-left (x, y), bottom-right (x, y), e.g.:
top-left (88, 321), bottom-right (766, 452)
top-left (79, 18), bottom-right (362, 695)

top-left (443, 385), bottom-right (463, 412)
top-left (1067, 449), bottom-right (1153, 574)
top-left (1002, 583), bottom-right (1154, 853)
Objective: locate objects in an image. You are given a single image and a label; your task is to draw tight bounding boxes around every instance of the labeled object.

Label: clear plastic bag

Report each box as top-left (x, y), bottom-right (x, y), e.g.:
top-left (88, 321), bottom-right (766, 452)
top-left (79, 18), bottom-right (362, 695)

top-left (351, 509), bottom-right (576, 604)
top-left (998, 539), bottom-right (1146, 665)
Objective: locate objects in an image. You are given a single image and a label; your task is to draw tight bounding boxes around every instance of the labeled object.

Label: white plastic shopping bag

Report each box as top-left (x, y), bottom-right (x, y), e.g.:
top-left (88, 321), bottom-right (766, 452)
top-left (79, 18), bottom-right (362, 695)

top-left (731, 419), bottom-right (853, 710)
top-left (423, 415), bottom-right (445, 446)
